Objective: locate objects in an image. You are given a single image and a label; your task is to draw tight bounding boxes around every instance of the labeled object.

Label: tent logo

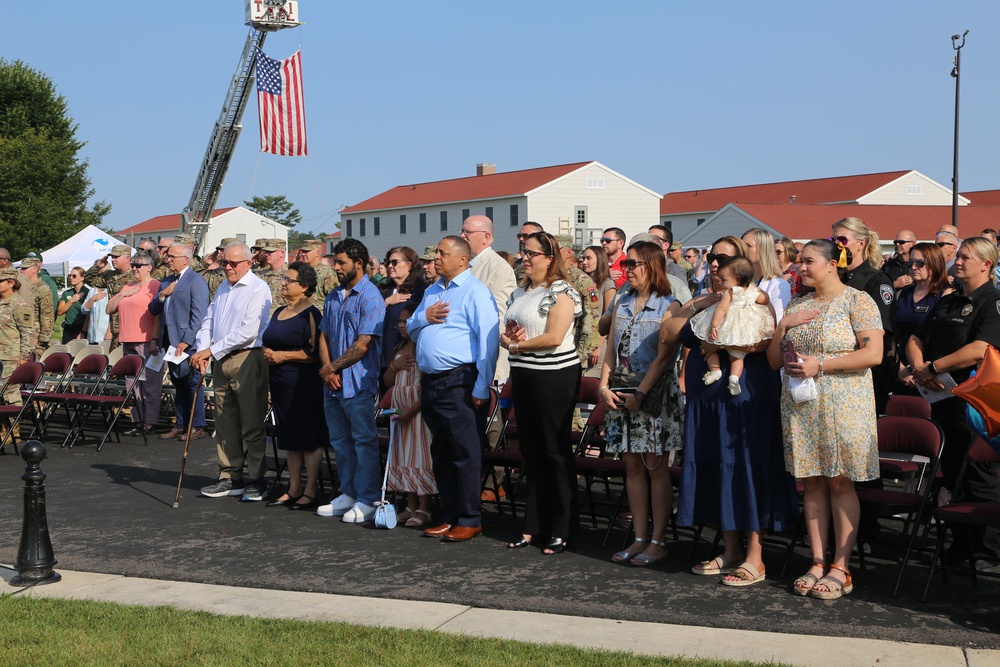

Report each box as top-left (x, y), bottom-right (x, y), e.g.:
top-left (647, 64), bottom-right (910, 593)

top-left (91, 238), bottom-right (113, 252)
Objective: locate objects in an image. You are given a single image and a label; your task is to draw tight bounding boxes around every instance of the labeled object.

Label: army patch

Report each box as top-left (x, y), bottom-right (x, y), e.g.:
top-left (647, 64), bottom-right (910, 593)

top-left (587, 286), bottom-right (598, 303)
top-left (20, 313), bottom-right (30, 323)
top-left (879, 284), bottom-right (893, 305)
top-left (962, 304), bottom-right (974, 316)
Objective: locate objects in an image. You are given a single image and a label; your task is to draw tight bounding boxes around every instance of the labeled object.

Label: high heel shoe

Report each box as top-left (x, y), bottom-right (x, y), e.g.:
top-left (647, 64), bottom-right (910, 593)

top-left (543, 537), bottom-right (568, 555)
top-left (266, 493), bottom-right (301, 507)
top-left (506, 535), bottom-right (532, 549)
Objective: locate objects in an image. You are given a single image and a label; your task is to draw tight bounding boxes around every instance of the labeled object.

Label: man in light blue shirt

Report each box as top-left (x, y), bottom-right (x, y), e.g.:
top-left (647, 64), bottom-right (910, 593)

top-left (407, 236), bottom-right (499, 541)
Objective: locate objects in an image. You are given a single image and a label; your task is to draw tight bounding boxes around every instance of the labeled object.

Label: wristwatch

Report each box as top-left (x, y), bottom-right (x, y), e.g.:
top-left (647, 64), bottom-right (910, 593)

top-left (634, 390), bottom-right (646, 403)
top-left (928, 360), bottom-right (938, 375)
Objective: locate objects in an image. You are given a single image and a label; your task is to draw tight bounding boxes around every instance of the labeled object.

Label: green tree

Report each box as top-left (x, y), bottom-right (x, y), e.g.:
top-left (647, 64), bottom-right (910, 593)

top-left (0, 59), bottom-right (109, 258)
top-left (244, 194), bottom-right (302, 228)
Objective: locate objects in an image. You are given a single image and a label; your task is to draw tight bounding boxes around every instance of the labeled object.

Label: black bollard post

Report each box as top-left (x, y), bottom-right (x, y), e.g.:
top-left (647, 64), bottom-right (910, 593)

top-left (10, 440), bottom-right (60, 586)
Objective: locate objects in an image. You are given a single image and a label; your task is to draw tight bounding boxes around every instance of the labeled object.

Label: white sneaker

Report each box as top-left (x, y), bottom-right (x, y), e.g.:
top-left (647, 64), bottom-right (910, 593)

top-left (341, 501), bottom-right (376, 524)
top-left (316, 494), bottom-right (356, 517)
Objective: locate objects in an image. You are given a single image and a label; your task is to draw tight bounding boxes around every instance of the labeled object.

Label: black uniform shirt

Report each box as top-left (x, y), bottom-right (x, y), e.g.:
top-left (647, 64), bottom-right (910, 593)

top-left (844, 262), bottom-right (895, 336)
top-left (882, 255), bottom-right (908, 285)
top-left (913, 281), bottom-right (1000, 384)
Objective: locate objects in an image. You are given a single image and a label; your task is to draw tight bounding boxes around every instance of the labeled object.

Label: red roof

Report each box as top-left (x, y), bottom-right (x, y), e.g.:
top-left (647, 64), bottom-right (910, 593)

top-left (660, 171), bottom-right (911, 215)
top-left (729, 202), bottom-right (1000, 241)
top-left (116, 207), bottom-right (237, 235)
top-left (340, 162), bottom-right (593, 213)
top-left (964, 190), bottom-right (1000, 207)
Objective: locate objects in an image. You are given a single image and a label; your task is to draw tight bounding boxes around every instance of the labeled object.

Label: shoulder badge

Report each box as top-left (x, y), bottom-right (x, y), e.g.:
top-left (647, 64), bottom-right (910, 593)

top-left (962, 304), bottom-right (975, 317)
top-left (587, 286), bottom-right (598, 303)
top-left (20, 312), bottom-right (30, 323)
top-left (879, 284), bottom-right (893, 306)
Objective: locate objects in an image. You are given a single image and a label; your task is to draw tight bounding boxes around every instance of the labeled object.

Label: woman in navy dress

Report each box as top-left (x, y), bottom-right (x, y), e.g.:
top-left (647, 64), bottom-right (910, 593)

top-left (895, 243), bottom-right (952, 394)
top-left (666, 236), bottom-right (798, 586)
top-left (262, 261), bottom-right (327, 510)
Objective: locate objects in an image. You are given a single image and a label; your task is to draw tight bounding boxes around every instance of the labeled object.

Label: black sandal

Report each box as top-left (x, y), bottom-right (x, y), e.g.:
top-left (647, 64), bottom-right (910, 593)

top-left (543, 537), bottom-right (568, 555)
top-left (506, 535), bottom-right (531, 549)
top-left (289, 494), bottom-right (318, 511)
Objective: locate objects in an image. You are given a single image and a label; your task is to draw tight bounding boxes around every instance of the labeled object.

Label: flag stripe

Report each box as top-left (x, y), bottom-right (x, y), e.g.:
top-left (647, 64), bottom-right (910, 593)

top-left (256, 49), bottom-right (307, 157)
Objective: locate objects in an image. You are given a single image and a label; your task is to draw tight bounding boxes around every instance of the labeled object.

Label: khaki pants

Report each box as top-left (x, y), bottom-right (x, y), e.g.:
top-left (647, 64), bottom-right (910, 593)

top-left (213, 349), bottom-right (269, 483)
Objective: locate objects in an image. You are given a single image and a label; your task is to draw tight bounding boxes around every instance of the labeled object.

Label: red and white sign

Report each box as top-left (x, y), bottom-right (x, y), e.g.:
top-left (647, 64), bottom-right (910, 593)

top-left (246, 0), bottom-right (299, 27)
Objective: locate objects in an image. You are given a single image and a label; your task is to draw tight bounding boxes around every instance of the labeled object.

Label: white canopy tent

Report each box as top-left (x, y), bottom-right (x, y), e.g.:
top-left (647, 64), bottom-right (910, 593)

top-left (21, 225), bottom-right (132, 278)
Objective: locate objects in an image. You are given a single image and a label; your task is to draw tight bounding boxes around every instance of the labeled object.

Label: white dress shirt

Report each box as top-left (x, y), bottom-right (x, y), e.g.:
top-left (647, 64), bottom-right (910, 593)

top-left (195, 270), bottom-right (271, 359)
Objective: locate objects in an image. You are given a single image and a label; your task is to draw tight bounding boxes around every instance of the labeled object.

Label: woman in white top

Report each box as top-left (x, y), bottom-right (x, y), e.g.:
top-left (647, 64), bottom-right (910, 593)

top-left (501, 232), bottom-right (583, 555)
top-left (742, 228), bottom-right (792, 321)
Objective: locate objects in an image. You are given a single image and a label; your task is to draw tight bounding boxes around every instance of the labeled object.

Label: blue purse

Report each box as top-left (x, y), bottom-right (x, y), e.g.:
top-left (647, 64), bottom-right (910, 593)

top-left (373, 422), bottom-right (397, 529)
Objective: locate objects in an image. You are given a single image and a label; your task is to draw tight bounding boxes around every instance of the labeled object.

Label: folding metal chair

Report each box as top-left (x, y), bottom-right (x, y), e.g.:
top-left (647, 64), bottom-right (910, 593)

top-left (31, 353), bottom-right (109, 440)
top-left (72, 344), bottom-right (106, 368)
top-left (64, 339), bottom-right (88, 357)
top-left (0, 362), bottom-right (44, 454)
top-left (61, 355), bottom-right (145, 450)
top-left (39, 345), bottom-right (70, 363)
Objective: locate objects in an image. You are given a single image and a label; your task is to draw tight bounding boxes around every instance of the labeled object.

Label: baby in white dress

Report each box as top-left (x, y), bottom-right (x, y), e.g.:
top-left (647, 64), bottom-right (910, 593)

top-left (690, 257), bottom-right (775, 395)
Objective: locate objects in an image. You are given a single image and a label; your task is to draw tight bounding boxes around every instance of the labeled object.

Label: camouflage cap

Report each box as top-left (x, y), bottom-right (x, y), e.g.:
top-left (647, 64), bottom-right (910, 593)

top-left (174, 233), bottom-right (196, 246)
top-left (19, 257), bottom-right (41, 268)
top-left (298, 239), bottom-right (324, 251)
top-left (109, 244), bottom-right (131, 257)
top-left (421, 245), bottom-right (437, 261)
top-left (556, 234), bottom-right (575, 249)
top-left (217, 237), bottom-right (240, 250)
top-left (0, 268), bottom-right (17, 281)
top-left (262, 238), bottom-right (286, 251)
top-left (24, 250), bottom-right (42, 261)
top-left (252, 238), bottom-right (269, 249)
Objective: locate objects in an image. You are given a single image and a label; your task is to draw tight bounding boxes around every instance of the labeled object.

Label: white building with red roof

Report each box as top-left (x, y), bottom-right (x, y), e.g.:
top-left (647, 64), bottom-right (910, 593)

top-left (115, 206), bottom-right (289, 254)
top-left (339, 161), bottom-right (662, 260)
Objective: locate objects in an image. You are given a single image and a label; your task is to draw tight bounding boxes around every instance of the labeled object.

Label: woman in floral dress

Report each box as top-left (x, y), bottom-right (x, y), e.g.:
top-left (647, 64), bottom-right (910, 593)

top-left (599, 241), bottom-right (683, 566)
top-left (768, 238), bottom-right (884, 600)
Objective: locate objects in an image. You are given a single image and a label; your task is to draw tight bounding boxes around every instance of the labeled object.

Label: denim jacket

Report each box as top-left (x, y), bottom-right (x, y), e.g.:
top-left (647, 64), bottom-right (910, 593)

top-left (613, 290), bottom-right (676, 373)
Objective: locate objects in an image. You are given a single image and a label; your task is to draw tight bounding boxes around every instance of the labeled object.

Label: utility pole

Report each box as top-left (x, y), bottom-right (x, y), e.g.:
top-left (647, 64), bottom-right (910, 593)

top-left (951, 30), bottom-right (969, 230)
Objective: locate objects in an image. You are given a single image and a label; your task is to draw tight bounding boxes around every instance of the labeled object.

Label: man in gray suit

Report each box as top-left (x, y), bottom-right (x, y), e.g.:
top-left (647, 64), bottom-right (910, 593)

top-left (462, 215), bottom-right (516, 384)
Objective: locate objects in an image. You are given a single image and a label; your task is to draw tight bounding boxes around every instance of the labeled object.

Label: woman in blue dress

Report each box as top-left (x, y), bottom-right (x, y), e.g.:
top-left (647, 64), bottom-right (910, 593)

top-left (666, 235), bottom-right (799, 587)
top-left (894, 243), bottom-right (952, 394)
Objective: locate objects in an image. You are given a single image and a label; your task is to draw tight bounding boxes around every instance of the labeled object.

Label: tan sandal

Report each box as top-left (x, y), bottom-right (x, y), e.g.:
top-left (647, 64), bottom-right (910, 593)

top-left (809, 563), bottom-right (853, 600)
top-left (720, 561), bottom-right (766, 587)
top-left (691, 554), bottom-right (735, 576)
top-left (793, 561), bottom-right (826, 597)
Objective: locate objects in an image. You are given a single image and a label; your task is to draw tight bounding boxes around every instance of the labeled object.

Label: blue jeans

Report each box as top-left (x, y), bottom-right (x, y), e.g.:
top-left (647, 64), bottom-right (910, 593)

top-left (170, 362), bottom-right (205, 430)
top-left (324, 390), bottom-right (380, 506)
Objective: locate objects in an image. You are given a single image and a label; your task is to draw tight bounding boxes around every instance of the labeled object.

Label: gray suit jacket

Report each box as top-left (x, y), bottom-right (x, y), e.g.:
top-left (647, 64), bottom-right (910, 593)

top-left (470, 246), bottom-right (517, 382)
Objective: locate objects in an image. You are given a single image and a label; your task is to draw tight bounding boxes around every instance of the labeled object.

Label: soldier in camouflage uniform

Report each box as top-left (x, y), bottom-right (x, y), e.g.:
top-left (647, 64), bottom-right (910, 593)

top-left (84, 244), bottom-right (133, 349)
top-left (251, 238), bottom-right (270, 273)
top-left (17, 257), bottom-right (55, 356)
top-left (255, 238), bottom-right (288, 315)
top-left (0, 268), bottom-right (37, 405)
top-left (556, 236), bottom-right (601, 366)
top-left (174, 233), bottom-right (206, 274)
top-left (297, 239), bottom-right (338, 312)
top-left (203, 237), bottom-right (238, 301)
top-left (151, 237), bottom-right (174, 281)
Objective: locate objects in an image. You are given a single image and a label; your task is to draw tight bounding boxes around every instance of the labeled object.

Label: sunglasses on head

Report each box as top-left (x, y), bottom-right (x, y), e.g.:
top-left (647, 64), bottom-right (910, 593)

top-left (906, 259), bottom-right (926, 269)
top-left (706, 253), bottom-right (729, 264)
top-left (623, 259), bottom-right (646, 270)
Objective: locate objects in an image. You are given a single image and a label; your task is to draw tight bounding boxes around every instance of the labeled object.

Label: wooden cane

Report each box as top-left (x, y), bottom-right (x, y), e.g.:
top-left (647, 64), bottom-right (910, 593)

top-left (173, 370), bottom-right (206, 509)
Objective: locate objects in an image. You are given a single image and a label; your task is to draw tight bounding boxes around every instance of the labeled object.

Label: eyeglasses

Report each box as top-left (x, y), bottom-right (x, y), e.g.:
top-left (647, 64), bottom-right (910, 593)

top-left (130, 263), bottom-right (150, 269)
top-left (775, 248), bottom-right (785, 254)
top-left (165, 254), bottom-right (186, 260)
top-left (905, 259), bottom-right (926, 269)
top-left (830, 236), bottom-right (851, 246)
top-left (706, 253), bottom-right (730, 264)
top-left (600, 237), bottom-right (619, 244)
top-left (219, 259), bottom-right (250, 268)
top-left (0, 257), bottom-right (10, 261)
top-left (387, 259), bottom-right (410, 266)
top-left (936, 241), bottom-right (956, 248)
top-left (460, 229), bottom-right (487, 236)
top-left (280, 276), bottom-right (302, 284)
top-left (894, 239), bottom-right (914, 245)
top-left (623, 259), bottom-right (646, 270)
top-left (522, 248), bottom-right (551, 260)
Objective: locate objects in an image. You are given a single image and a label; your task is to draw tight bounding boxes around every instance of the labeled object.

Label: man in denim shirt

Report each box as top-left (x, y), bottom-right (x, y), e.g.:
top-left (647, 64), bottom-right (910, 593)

top-left (317, 238), bottom-right (386, 523)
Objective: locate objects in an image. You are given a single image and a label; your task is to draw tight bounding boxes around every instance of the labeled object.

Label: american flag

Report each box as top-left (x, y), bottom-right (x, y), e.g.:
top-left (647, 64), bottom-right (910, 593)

top-left (255, 48), bottom-right (307, 156)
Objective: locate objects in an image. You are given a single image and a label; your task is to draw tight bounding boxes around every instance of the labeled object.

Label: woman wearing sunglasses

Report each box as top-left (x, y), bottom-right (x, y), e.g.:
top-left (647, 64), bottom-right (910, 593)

top-left (56, 267), bottom-right (90, 342)
top-left (379, 247), bottom-right (426, 390)
top-left (667, 236), bottom-right (797, 587)
top-left (600, 241), bottom-right (683, 566)
top-left (105, 251), bottom-right (162, 437)
top-left (894, 243), bottom-right (952, 394)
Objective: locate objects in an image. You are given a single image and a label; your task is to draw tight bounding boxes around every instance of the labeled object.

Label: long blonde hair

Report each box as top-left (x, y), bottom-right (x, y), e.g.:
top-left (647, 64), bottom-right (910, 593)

top-left (742, 228), bottom-right (782, 280)
top-left (833, 217), bottom-right (882, 269)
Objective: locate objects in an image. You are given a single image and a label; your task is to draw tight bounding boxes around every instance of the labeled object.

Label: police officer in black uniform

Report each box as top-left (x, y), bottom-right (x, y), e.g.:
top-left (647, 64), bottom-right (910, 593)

top-left (908, 237), bottom-right (1000, 563)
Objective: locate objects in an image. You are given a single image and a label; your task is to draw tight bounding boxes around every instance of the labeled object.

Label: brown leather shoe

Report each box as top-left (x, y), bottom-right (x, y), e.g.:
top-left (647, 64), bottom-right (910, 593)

top-left (186, 429), bottom-right (206, 441)
top-left (422, 523), bottom-right (452, 538)
top-left (159, 427), bottom-right (184, 440)
top-left (442, 525), bottom-right (482, 542)
top-left (481, 487), bottom-right (506, 502)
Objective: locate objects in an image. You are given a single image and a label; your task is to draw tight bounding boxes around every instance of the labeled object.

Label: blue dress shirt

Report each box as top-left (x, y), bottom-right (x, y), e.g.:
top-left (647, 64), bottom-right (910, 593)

top-left (407, 269), bottom-right (499, 400)
top-left (320, 274), bottom-right (385, 399)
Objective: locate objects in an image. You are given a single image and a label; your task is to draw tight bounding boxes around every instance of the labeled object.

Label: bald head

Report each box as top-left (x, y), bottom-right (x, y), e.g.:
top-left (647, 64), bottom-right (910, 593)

top-left (460, 215), bottom-right (494, 257)
top-left (938, 224), bottom-right (960, 238)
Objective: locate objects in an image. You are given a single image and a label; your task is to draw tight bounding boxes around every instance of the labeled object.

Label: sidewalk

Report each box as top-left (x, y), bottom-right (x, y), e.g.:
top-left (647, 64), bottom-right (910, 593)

top-left (1, 566), bottom-right (995, 667)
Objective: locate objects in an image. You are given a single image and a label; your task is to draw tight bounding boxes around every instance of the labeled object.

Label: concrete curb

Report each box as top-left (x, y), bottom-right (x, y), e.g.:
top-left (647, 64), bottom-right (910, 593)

top-left (0, 567), bottom-right (992, 667)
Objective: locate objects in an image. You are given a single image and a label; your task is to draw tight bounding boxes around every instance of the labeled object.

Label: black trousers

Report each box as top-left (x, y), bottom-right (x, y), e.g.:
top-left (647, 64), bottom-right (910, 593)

top-left (933, 397), bottom-right (1000, 560)
top-left (510, 364), bottom-right (581, 540)
top-left (421, 364), bottom-right (487, 527)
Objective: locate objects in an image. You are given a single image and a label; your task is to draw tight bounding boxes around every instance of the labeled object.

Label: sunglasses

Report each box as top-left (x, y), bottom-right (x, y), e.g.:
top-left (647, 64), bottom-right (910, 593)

top-left (219, 259), bottom-right (250, 268)
top-left (387, 259), bottom-right (410, 266)
top-left (936, 241), bottom-right (956, 248)
top-left (623, 259), bottom-right (646, 270)
top-left (600, 237), bottom-right (619, 244)
top-left (522, 248), bottom-right (551, 260)
top-left (894, 239), bottom-right (914, 245)
top-left (829, 236), bottom-right (851, 246)
top-left (131, 263), bottom-right (150, 269)
top-left (706, 253), bottom-right (730, 264)
top-left (906, 259), bottom-right (926, 269)
top-left (165, 254), bottom-right (186, 260)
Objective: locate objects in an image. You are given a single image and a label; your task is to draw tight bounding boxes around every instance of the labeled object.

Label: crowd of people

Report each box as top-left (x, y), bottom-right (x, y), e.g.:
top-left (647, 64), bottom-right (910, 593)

top-left (2, 215), bottom-right (1000, 600)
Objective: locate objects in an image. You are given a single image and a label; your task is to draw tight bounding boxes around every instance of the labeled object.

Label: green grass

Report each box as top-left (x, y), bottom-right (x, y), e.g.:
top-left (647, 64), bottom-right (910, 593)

top-left (0, 597), bottom-right (785, 667)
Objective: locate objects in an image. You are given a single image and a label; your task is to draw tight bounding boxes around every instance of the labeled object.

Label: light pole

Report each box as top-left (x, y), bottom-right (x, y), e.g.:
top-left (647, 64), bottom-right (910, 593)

top-left (951, 30), bottom-right (969, 230)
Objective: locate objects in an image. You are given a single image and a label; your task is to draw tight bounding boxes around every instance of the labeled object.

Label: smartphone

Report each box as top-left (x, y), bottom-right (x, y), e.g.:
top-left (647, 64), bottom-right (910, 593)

top-left (609, 387), bottom-right (637, 395)
top-left (779, 340), bottom-right (797, 370)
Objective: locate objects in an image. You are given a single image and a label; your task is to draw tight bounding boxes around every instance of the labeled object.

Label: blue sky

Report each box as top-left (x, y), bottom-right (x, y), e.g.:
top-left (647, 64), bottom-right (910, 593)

top-left (5, 2), bottom-right (999, 235)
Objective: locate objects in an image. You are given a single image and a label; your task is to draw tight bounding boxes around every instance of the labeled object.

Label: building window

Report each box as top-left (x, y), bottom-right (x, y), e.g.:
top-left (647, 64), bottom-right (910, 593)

top-left (462, 208), bottom-right (470, 223)
top-left (575, 208), bottom-right (587, 227)
top-left (419, 213), bottom-right (427, 233)
top-left (906, 185), bottom-right (923, 196)
top-left (585, 177), bottom-right (606, 189)
top-left (485, 206), bottom-right (493, 221)
top-left (510, 204), bottom-right (519, 227)
top-left (373, 216), bottom-right (380, 236)
top-left (696, 218), bottom-right (706, 226)
top-left (359, 218), bottom-right (366, 237)
top-left (399, 214), bottom-right (406, 235)
top-left (440, 211), bottom-right (448, 232)
top-left (663, 221), bottom-right (672, 232)
top-left (345, 220), bottom-right (352, 237)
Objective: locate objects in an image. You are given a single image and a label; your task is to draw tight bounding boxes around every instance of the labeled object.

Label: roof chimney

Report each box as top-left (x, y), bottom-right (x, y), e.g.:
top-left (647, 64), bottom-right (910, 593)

top-left (477, 163), bottom-right (496, 177)
top-left (790, 195), bottom-right (797, 205)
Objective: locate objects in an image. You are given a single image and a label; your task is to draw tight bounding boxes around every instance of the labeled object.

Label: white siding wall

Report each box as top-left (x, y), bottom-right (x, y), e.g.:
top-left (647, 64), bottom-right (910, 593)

top-left (202, 208), bottom-right (289, 255)
top-left (528, 163), bottom-right (660, 250)
top-left (341, 196), bottom-right (528, 261)
top-left (858, 172), bottom-right (963, 206)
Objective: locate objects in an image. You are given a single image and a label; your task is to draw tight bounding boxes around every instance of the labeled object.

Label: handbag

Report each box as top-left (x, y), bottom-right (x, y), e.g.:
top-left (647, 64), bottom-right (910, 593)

top-left (611, 313), bottom-right (667, 413)
top-left (373, 421), bottom-right (398, 529)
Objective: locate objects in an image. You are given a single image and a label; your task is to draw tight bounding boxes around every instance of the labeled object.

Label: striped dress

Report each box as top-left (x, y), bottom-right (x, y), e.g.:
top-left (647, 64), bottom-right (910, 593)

top-left (386, 349), bottom-right (437, 495)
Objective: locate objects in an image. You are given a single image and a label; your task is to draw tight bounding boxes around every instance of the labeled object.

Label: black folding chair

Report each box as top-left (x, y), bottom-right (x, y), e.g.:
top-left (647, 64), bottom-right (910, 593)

top-left (0, 361), bottom-right (44, 454)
